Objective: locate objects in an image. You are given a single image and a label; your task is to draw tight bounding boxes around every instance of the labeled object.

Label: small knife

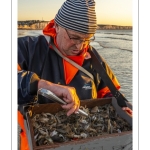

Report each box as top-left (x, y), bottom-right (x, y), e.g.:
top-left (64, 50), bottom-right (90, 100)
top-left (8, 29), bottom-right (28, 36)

top-left (37, 88), bottom-right (89, 117)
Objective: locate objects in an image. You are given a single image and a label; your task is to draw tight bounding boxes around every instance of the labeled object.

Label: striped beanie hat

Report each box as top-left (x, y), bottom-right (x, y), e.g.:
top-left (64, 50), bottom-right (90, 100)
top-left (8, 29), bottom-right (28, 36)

top-left (54, 0), bottom-right (97, 34)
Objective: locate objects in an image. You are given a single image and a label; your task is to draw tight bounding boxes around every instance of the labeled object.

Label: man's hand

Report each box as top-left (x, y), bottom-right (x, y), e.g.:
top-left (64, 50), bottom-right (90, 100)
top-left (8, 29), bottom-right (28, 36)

top-left (38, 79), bottom-right (80, 116)
top-left (122, 107), bottom-right (132, 116)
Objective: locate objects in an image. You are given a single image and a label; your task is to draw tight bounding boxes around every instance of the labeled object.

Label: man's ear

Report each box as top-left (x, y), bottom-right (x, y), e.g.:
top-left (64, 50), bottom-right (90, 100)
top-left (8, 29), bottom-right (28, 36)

top-left (54, 23), bottom-right (59, 33)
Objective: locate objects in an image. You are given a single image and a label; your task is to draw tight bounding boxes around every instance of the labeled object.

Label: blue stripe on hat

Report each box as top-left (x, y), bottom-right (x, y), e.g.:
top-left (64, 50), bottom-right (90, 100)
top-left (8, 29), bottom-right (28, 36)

top-left (54, 0), bottom-right (97, 34)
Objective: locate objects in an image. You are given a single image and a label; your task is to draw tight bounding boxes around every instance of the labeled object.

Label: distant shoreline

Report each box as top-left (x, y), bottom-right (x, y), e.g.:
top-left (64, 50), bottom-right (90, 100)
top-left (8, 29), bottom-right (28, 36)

top-left (17, 20), bottom-right (132, 30)
top-left (18, 20), bottom-right (132, 30)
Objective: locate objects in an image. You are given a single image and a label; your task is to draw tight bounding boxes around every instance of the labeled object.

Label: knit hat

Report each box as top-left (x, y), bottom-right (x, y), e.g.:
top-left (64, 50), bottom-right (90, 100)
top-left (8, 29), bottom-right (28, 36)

top-left (54, 0), bottom-right (97, 34)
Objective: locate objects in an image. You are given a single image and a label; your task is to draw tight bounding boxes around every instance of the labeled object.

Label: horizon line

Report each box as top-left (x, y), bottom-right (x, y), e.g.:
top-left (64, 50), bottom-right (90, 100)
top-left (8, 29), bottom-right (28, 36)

top-left (17, 20), bottom-right (132, 27)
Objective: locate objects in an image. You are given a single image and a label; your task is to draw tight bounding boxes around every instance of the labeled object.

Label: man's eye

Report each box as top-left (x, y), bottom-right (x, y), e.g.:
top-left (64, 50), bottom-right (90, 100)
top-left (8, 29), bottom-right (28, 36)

top-left (71, 38), bottom-right (80, 40)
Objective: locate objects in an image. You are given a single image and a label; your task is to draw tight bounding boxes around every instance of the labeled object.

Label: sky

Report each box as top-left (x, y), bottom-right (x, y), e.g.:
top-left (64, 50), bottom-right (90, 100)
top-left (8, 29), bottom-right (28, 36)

top-left (18, 0), bottom-right (132, 26)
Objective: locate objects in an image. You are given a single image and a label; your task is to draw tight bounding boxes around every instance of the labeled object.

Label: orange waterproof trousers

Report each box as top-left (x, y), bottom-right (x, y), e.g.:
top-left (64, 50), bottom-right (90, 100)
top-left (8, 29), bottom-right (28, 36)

top-left (18, 111), bottom-right (30, 150)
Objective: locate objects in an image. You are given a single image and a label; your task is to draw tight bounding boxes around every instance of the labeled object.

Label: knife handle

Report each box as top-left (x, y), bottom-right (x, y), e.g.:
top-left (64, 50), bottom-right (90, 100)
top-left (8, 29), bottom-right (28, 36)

top-left (37, 88), bottom-right (89, 117)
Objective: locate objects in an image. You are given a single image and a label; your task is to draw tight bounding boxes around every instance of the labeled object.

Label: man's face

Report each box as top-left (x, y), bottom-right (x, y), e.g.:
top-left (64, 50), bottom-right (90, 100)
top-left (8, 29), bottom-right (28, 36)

top-left (55, 24), bottom-right (94, 56)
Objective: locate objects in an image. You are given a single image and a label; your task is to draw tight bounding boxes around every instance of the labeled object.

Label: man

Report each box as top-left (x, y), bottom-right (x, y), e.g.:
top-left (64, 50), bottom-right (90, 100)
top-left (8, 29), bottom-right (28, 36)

top-left (18, 0), bottom-right (132, 149)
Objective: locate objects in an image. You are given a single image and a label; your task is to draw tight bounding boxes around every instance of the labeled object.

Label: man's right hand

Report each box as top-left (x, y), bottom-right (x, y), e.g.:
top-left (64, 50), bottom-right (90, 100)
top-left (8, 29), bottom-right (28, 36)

top-left (38, 79), bottom-right (80, 116)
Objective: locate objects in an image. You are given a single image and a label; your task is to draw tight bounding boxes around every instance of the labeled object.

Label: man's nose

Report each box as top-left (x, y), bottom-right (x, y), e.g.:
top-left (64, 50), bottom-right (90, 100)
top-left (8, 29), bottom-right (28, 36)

top-left (75, 42), bottom-right (87, 50)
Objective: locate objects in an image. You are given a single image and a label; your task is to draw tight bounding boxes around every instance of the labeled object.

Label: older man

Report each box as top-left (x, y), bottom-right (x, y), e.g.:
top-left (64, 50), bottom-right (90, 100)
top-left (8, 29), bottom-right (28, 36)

top-left (18, 0), bottom-right (132, 149)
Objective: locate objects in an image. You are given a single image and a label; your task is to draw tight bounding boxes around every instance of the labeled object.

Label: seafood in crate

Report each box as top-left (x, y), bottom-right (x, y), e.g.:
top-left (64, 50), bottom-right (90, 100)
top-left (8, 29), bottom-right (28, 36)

top-left (31, 103), bottom-right (132, 146)
top-left (24, 97), bottom-right (132, 150)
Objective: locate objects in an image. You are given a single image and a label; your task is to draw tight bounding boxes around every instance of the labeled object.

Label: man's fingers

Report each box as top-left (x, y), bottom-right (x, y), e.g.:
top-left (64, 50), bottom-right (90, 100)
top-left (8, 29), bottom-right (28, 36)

top-left (66, 105), bottom-right (78, 116)
top-left (61, 102), bottom-right (74, 110)
top-left (122, 107), bottom-right (132, 116)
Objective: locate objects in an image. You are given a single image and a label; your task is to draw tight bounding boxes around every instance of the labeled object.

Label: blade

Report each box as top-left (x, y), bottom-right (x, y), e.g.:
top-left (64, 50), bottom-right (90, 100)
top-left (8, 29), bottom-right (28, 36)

top-left (38, 88), bottom-right (89, 117)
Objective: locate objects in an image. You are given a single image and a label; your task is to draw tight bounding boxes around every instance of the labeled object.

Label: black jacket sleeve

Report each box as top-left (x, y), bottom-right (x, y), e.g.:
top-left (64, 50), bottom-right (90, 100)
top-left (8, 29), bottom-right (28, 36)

top-left (18, 36), bottom-right (47, 104)
top-left (18, 70), bottom-right (40, 104)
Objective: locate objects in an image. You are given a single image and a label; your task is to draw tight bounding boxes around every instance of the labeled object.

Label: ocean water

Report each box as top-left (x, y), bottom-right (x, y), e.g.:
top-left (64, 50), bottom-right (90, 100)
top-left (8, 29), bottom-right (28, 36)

top-left (18, 29), bottom-right (132, 102)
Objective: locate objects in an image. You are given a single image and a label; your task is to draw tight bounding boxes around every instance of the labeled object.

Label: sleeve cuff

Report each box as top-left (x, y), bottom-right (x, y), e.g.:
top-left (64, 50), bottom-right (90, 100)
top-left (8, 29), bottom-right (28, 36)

top-left (29, 73), bottom-right (40, 95)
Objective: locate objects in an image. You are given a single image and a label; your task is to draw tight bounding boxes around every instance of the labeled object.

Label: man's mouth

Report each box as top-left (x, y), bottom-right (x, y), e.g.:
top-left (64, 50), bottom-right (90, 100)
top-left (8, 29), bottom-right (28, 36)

top-left (71, 49), bottom-right (83, 55)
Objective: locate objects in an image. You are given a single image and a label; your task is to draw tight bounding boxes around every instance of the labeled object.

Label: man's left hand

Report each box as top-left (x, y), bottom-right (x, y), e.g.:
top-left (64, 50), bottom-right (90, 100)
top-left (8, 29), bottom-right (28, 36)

top-left (122, 107), bottom-right (132, 116)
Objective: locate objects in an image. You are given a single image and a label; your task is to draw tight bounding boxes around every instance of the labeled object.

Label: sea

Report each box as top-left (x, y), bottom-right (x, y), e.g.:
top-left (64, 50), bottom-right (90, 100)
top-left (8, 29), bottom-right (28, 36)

top-left (18, 29), bottom-right (132, 103)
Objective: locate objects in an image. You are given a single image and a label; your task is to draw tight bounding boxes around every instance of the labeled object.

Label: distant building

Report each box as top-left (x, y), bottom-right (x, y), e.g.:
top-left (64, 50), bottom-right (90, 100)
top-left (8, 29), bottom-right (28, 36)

top-left (18, 20), bottom-right (49, 30)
